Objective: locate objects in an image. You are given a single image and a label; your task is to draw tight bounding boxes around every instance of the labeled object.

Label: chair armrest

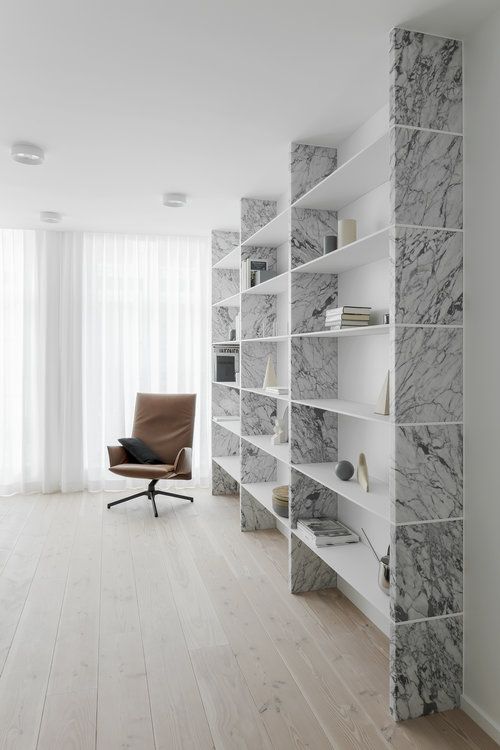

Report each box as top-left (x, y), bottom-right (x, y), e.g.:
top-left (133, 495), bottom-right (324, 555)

top-left (108, 445), bottom-right (129, 467)
top-left (173, 447), bottom-right (192, 476)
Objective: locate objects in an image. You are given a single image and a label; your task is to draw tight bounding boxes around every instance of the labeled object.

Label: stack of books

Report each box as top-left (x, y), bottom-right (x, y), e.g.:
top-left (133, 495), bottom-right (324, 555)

top-left (325, 306), bottom-right (371, 330)
top-left (265, 386), bottom-right (288, 396)
top-left (297, 518), bottom-right (359, 547)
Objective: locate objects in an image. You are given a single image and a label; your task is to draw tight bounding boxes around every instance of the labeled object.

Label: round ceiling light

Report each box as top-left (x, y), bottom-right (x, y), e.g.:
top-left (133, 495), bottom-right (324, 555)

top-left (163, 192), bottom-right (187, 208)
top-left (40, 211), bottom-right (61, 224)
top-left (11, 142), bottom-right (45, 165)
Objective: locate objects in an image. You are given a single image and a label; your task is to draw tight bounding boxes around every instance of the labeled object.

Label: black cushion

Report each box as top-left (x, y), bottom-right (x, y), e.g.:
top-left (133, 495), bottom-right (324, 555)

top-left (118, 437), bottom-right (164, 465)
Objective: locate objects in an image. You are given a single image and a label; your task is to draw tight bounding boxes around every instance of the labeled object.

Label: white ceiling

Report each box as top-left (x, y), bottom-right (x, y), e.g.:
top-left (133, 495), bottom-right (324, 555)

top-left (0, 0), bottom-right (496, 237)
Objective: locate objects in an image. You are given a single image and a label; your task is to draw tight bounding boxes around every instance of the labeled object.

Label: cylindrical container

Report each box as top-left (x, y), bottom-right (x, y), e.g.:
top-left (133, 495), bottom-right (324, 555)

top-left (378, 555), bottom-right (390, 594)
top-left (272, 485), bottom-right (289, 518)
top-left (323, 235), bottom-right (338, 254)
top-left (337, 219), bottom-right (357, 247)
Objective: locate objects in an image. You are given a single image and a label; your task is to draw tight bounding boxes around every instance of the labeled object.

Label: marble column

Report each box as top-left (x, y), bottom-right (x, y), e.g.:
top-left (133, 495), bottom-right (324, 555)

top-left (389, 27), bottom-right (463, 721)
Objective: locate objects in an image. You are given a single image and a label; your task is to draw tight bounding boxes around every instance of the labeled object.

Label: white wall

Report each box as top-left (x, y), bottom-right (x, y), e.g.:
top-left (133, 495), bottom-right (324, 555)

top-left (463, 8), bottom-right (500, 742)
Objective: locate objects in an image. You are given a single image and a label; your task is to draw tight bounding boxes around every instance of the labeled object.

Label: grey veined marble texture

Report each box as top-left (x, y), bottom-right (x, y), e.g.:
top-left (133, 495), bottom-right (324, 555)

top-left (291, 273), bottom-right (337, 334)
top-left (290, 207), bottom-right (337, 269)
top-left (212, 383), bottom-right (239, 418)
top-left (240, 390), bottom-right (276, 436)
top-left (391, 520), bottom-right (463, 622)
top-left (212, 230), bottom-right (239, 266)
top-left (241, 440), bottom-right (276, 484)
top-left (290, 403), bottom-right (337, 465)
top-left (240, 245), bottom-right (278, 272)
top-left (212, 306), bottom-right (239, 343)
top-left (390, 28), bottom-right (462, 134)
top-left (390, 615), bottom-right (462, 720)
top-left (392, 326), bottom-right (463, 423)
top-left (391, 423), bottom-right (463, 523)
top-left (290, 143), bottom-right (337, 204)
top-left (240, 199), bottom-right (277, 244)
top-left (212, 422), bottom-right (239, 459)
top-left (391, 127), bottom-right (463, 229)
top-left (241, 294), bottom-right (276, 340)
top-left (290, 469), bottom-right (337, 529)
top-left (240, 341), bottom-right (278, 389)
top-left (240, 488), bottom-right (275, 532)
top-left (391, 227), bottom-right (463, 325)
top-left (212, 269), bottom-right (239, 305)
top-left (291, 337), bottom-right (337, 400)
top-left (290, 533), bottom-right (337, 594)
top-left (212, 461), bottom-right (238, 496)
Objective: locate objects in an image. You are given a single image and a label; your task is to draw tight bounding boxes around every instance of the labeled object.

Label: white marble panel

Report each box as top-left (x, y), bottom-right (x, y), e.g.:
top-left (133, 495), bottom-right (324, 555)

top-left (391, 227), bottom-right (462, 325)
top-left (390, 28), bottom-right (462, 133)
top-left (291, 337), bottom-right (337, 400)
top-left (240, 487), bottom-right (276, 532)
top-left (212, 422), bottom-right (239, 458)
top-left (240, 341), bottom-right (278, 389)
top-left (241, 440), bottom-right (276, 484)
top-left (241, 199), bottom-right (277, 243)
top-left (212, 383), bottom-right (239, 418)
top-left (290, 208), bottom-right (337, 269)
top-left (290, 143), bottom-right (337, 203)
top-left (391, 520), bottom-right (463, 622)
top-left (291, 273), bottom-right (337, 334)
top-left (212, 230), bottom-right (239, 265)
top-left (391, 424), bottom-right (463, 523)
top-left (390, 615), bottom-right (462, 720)
top-left (291, 403), bottom-right (337, 465)
top-left (290, 533), bottom-right (337, 594)
top-left (212, 269), bottom-right (239, 304)
top-left (290, 469), bottom-right (337, 529)
top-left (212, 461), bottom-right (238, 496)
top-left (391, 127), bottom-right (463, 229)
top-left (392, 326), bottom-right (463, 423)
top-left (241, 294), bottom-right (277, 340)
top-left (240, 390), bottom-right (276, 436)
top-left (240, 245), bottom-right (278, 273)
top-left (212, 306), bottom-right (239, 343)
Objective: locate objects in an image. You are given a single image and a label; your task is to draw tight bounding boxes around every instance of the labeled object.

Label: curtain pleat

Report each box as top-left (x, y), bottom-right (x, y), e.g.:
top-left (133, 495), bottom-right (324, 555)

top-left (0, 229), bottom-right (210, 495)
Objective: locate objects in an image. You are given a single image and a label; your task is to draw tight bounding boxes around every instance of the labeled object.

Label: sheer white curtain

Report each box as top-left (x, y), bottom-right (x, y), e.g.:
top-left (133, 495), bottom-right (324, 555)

top-left (0, 229), bottom-right (210, 495)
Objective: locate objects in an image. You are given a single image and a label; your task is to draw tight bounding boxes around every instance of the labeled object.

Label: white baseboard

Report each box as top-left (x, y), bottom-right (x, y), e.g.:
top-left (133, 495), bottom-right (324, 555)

top-left (461, 694), bottom-right (500, 744)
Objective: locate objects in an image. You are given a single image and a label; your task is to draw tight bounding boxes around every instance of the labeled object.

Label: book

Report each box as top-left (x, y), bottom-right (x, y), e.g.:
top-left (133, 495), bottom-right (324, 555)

top-left (325, 313), bottom-right (370, 321)
top-left (297, 518), bottom-right (359, 547)
top-left (213, 415), bottom-right (239, 422)
top-left (241, 258), bottom-right (270, 290)
top-left (326, 321), bottom-right (369, 328)
top-left (265, 386), bottom-right (288, 395)
top-left (325, 306), bottom-right (372, 315)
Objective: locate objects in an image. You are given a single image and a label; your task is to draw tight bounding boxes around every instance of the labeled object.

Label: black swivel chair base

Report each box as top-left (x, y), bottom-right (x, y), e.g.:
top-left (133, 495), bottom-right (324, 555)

top-left (107, 479), bottom-right (194, 518)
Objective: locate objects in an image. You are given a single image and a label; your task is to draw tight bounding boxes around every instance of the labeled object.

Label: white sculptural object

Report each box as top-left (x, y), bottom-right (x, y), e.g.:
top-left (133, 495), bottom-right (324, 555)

top-left (272, 417), bottom-right (284, 445)
top-left (357, 452), bottom-right (369, 492)
top-left (263, 355), bottom-right (278, 389)
top-left (374, 370), bottom-right (390, 416)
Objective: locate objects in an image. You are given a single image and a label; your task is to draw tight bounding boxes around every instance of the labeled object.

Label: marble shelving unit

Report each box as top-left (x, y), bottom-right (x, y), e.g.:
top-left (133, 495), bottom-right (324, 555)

top-left (211, 27), bottom-right (463, 723)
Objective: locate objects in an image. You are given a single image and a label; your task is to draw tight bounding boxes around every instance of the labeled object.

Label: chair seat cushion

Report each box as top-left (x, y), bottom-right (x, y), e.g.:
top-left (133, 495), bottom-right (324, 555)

top-left (118, 436), bottom-right (164, 464)
top-left (109, 463), bottom-right (175, 479)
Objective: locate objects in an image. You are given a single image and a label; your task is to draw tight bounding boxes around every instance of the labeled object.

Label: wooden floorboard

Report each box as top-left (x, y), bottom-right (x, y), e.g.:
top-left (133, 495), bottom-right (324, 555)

top-left (0, 489), bottom-right (496, 750)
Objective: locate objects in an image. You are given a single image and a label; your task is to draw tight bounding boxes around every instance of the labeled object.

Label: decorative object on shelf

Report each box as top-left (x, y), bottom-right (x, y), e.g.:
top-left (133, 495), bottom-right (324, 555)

top-left (362, 528), bottom-right (390, 596)
top-left (272, 485), bottom-right (289, 518)
top-left (335, 460), bottom-right (354, 481)
top-left (374, 371), bottom-right (390, 416)
top-left (241, 258), bottom-right (269, 290)
top-left (323, 235), bottom-right (338, 254)
top-left (229, 328), bottom-right (236, 341)
top-left (357, 452), bottom-right (369, 492)
top-left (266, 386), bottom-right (288, 396)
top-left (325, 305), bottom-right (371, 330)
top-left (337, 219), bottom-right (357, 248)
top-left (271, 406), bottom-right (288, 444)
top-left (262, 355), bottom-right (278, 389)
top-left (298, 517), bottom-right (359, 547)
top-left (235, 312), bottom-right (241, 339)
top-left (383, 313), bottom-right (390, 325)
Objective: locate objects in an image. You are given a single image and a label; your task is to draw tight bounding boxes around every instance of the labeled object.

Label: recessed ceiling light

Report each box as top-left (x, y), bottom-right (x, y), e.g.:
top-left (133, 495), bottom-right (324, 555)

top-left (163, 192), bottom-right (187, 208)
top-left (40, 211), bottom-right (61, 223)
top-left (11, 142), bottom-right (45, 165)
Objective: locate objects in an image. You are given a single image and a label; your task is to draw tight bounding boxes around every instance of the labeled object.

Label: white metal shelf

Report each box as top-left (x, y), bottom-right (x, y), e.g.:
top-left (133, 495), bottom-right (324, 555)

top-left (241, 434), bottom-right (290, 463)
top-left (292, 227), bottom-right (390, 275)
top-left (212, 246), bottom-right (241, 270)
top-left (292, 462), bottom-right (389, 521)
top-left (212, 340), bottom-right (240, 346)
top-left (241, 387), bottom-right (290, 402)
top-left (292, 526), bottom-right (390, 620)
top-left (212, 418), bottom-right (241, 437)
top-left (242, 271), bottom-right (289, 295)
top-left (241, 210), bottom-right (290, 248)
top-left (212, 293), bottom-right (240, 308)
top-left (291, 324), bottom-right (389, 339)
top-left (294, 132), bottom-right (390, 211)
top-left (242, 335), bottom-right (289, 343)
top-left (291, 397), bottom-right (390, 423)
top-left (212, 455), bottom-right (241, 483)
top-left (212, 381), bottom-right (240, 390)
top-left (242, 481), bottom-right (290, 527)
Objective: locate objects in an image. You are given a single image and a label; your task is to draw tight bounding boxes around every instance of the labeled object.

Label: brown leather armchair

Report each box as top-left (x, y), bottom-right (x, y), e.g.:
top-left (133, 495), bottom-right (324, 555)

top-left (107, 392), bottom-right (196, 517)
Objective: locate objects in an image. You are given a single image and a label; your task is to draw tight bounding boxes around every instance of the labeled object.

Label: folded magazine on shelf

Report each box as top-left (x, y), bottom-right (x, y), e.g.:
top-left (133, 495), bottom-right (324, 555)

top-left (297, 518), bottom-right (359, 547)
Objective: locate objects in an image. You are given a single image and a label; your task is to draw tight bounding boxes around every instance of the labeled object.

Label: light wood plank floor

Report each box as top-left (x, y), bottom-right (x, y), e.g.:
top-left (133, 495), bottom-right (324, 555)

top-left (0, 489), bottom-right (496, 750)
